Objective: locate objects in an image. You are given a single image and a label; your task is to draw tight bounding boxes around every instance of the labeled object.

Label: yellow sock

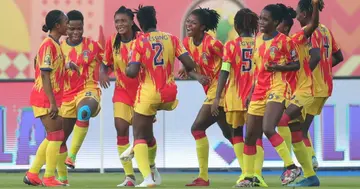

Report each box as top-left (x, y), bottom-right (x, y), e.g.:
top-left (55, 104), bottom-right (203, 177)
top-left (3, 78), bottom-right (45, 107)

top-left (243, 144), bottom-right (256, 178)
top-left (44, 141), bottom-right (62, 177)
top-left (56, 149), bottom-right (68, 180)
top-left (303, 138), bottom-right (315, 158)
top-left (254, 139), bottom-right (264, 176)
top-left (292, 143), bottom-right (316, 178)
top-left (278, 127), bottom-right (292, 153)
top-left (29, 139), bottom-right (49, 174)
top-left (232, 137), bottom-right (244, 171)
top-left (269, 133), bottom-right (293, 167)
top-left (192, 131), bottom-right (209, 181)
top-left (117, 136), bottom-right (134, 176)
top-left (308, 131), bottom-right (316, 157)
top-left (148, 138), bottom-right (157, 166)
top-left (134, 140), bottom-right (151, 178)
top-left (69, 121), bottom-right (89, 160)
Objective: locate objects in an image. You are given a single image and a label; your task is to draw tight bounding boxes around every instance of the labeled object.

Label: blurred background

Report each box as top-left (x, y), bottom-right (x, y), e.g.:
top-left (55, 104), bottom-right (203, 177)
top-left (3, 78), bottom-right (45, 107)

top-left (0, 0), bottom-right (360, 179)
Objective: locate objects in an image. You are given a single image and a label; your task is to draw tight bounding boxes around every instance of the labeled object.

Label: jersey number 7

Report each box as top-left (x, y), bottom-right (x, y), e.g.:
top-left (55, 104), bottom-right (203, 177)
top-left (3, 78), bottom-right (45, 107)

top-left (242, 48), bottom-right (253, 72)
top-left (152, 43), bottom-right (164, 66)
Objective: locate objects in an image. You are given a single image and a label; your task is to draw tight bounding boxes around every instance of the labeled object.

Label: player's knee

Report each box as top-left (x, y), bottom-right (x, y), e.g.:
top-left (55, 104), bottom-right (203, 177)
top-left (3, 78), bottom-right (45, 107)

top-left (191, 130), bottom-right (206, 140)
top-left (77, 105), bottom-right (92, 121)
top-left (263, 126), bottom-right (276, 139)
top-left (222, 130), bottom-right (232, 141)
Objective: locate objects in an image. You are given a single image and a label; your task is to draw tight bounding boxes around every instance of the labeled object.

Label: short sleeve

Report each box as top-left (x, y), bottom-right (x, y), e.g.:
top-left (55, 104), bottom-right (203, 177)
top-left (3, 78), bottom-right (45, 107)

top-left (172, 36), bottom-right (188, 58)
top-left (291, 30), bottom-right (308, 45)
top-left (103, 37), bottom-right (114, 66)
top-left (210, 39), bottom-right (223, 57)
top-left (222, 42), bottom-right (233, 64)
top-left (129, 37), bottom-right (143, 65)
top-left (330, 30), bottom-right (340, 53)
top-left (285, 38), bottom-right (299, 63)
top-left (183, 37), bottom-right (190, 52)
top-left (38, 44), bottom-right (55, 71)
top-left (310, 30), bottom-right (321, 49)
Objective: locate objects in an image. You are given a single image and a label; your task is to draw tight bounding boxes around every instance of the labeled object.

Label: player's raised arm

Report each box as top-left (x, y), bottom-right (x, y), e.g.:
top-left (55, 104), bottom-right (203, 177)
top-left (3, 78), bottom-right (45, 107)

top-left (330, 31), bottom-right (344, 67)
top-left (302, 0), bottom-right (322, 38)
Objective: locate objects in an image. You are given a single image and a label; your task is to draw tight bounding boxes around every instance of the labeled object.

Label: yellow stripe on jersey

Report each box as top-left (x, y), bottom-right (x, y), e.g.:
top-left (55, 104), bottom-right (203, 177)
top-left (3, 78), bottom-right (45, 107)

top-left (221, 62), bottom-right (231, 72)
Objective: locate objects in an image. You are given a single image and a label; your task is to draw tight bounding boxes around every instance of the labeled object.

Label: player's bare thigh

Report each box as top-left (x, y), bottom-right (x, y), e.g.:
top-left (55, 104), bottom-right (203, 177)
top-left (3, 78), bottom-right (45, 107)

top-left (132, 112), bottom-right (155, 143)
top-left (40, 114), bottom-right (63, 132)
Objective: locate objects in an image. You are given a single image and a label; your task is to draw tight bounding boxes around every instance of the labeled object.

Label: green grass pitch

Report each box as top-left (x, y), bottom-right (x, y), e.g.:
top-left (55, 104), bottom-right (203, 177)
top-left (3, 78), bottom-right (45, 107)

top-left (1, 172), bottom-right (359, 188)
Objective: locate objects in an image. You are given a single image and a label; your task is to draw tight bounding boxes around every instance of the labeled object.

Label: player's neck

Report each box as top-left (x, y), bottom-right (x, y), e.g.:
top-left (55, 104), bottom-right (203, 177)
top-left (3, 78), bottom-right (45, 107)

top-left (263, 30), bottom-right (278, 40)
top-left (67, 37), bottom-right (83, 47)
top-left (144, 28), bottom-right (157, 33)
top-left (48, 31), bottom-right (61, 44)
top-left (120, 32), bottom-right (133, 43)
top-left (193, 32), bottom-right (204, 46)
top-left (239, 32), bottom-right (252, 37)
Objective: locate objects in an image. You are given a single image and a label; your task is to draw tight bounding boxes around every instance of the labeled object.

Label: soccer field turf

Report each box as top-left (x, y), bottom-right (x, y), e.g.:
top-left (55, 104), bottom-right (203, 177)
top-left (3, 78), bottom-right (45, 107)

top-left (2, 172), bottom-right (360, 188)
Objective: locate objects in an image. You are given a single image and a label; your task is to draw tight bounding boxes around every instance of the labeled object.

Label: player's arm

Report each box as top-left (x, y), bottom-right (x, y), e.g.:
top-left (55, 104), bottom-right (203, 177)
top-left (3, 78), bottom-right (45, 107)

top-left (126, 39), bottom-right (142, 78)
top-left (303, 0), bottom-right (320, 38)
top-left (330, 31), bottom-right (344, 67)
top-left (178, 54), bottom-right (209, 85)
top-left (214, 43), bottom-right (231, 100)
top-left (268, 40), bottom-right (300, 72)
top-left (39, 47), bottom-right (56, 107)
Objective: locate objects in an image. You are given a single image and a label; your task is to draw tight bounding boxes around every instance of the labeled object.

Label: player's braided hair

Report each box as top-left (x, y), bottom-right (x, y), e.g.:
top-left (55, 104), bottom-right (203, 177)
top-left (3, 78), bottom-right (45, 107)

top-left (42, 10), bottom-right (64, 33)
top-left (134, 5), bottom-right (157, 32)
top-left (234, 8), bottom-right (259, 35)
top-left (263, 4), bottom-right (286, 26)
top-left (298, 0), bottom-right (325, 13)
top-left (67, 10), bottom-right (84, 22)
top-left (191, 7), bottom-right (220, 32)
top-left (113, 6), bottom-right (141, 51)
top-left (276, 4), bottom-right (296, 29)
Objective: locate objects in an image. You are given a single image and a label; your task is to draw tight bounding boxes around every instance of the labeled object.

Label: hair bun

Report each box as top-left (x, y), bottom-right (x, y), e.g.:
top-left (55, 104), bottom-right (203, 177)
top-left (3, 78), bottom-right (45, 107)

top-left (42, 24), bottom-right (49, 33)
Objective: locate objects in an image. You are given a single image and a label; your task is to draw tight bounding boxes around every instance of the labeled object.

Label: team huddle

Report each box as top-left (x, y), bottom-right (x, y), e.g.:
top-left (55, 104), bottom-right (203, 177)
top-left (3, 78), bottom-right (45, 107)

top-left (24, 0), bottom-right (343, 188)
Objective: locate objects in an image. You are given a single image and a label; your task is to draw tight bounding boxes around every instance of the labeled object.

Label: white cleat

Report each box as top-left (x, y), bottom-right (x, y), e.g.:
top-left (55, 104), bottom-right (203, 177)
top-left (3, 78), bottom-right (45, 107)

top-left (151, 166), bottom-right (161, 185)
top-left (117, 176), bottom-right (136, 187)
top-left (135, 175), bottom-right (156, 188)
top-left (120, 146), bottom-right (134, 162)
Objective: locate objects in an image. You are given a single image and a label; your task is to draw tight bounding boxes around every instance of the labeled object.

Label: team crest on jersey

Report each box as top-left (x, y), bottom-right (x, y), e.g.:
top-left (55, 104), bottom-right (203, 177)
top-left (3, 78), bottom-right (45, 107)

top-left (44, 54), bottom-right (51, 65)
top-left (128, 50), bottom-right (132, 60)
top-left (83, 50), bottom-right (90, 62)
top-left (269, 46), bottom-right (279, 57)
top-left (290, 49), bottom-right (297, 60)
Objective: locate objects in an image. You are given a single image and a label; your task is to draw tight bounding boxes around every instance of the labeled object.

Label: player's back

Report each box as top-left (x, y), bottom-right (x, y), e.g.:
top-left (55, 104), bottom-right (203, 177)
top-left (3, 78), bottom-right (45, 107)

top-left (130, 31), bottom-right (187, 103)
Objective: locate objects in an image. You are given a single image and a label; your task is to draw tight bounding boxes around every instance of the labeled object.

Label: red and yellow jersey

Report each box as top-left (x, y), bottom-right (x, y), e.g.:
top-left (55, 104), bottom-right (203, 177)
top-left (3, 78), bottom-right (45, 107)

top-left (290, 29), bottom-right (313, 94)
top-left (104, 33), bottom-right (139, 105)
top-left (61, 37), bottom-right (103, 102)
top-left (30, 37), bottom-right (65, 107)
top-left (311, 24), bottom-right (340, 97)
top-left (223, 37), bottom-right (255, 111)
top-left (252, 32), bottom-right (298, 101)
top-left (183, 33), bottom-right (223, 94)
top-left (129, 31), bottom-right (188, 104)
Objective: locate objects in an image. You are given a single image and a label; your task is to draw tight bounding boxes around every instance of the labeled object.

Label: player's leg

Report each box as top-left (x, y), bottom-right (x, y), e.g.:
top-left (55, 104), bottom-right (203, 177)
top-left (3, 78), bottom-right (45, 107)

top-left (263, 101), bottom-right (300, 185)
top-left (114, 102), bottom-right (136, 187)
top-left (186, 104), bottom-right (219, 186)
top-left (216, 107), bottom-right (233, 141)
top-left (67, 91), bottom-right (100, 168)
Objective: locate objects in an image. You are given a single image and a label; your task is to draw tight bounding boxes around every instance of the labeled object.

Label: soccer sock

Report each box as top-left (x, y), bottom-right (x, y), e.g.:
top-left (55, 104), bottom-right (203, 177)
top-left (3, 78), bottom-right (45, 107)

top-left (243, 144), bottom-right (256, 178)
top-left (117, 136), bottom-right (134, 176)
top-left (291, 131), bottom-right (316, 178)
top-left (232, 136), bottom-right (244, 171)
top-left (148, 138), bottom-right (157, 167)
top-left (44, 130), bottom-right (64, 178)
top-left (56, 145), bottom-right (68, 181)
top-left (303, 137), bottom-right (314, 158)
top-left (269, 133), bottom-right (294, 167)
top-left (134, 139), bottom-right (151, 179)
top-left (29, 139), bottom-right (49, 174)
top-left (69, 120), bottom-right (89, 161)
top-left (254, 139), bottom-right (264, 177)
top-left (278, 114), bottom-right (292, 153)
top-left (308, 131), bottom-right (316, 157)
top-left (192, 130), bottom-right (209, 181)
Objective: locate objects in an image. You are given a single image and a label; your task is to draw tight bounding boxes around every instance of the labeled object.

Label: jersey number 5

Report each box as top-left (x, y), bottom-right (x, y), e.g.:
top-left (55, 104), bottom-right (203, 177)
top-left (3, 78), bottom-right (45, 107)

top-left (152, 43), bottom-right (164, 66)
top-left (242, 48), bottom-right (253, 72)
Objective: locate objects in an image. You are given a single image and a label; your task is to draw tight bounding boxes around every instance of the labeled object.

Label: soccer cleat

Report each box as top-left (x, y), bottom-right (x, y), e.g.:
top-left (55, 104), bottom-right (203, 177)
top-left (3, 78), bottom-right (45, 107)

top-left (287, 175), bottom-right (320, 187)
top-left (65, 156), bottom-right (75, 169)
top-left (185, 178), bottom-right (210, 186)
top-left (57, 177), bottom-right (70, 186)
top-left (281, 167), bottom-right (301, 185)
top-left (234, 179), bottom-right (253, 187)
top-left (151, 166), bottom-right (162, 185)
top-left (117, 176), bottom-right (136, 187)
top-left (120, 146), bottom-right (134, 162)
top-left (312, 156), bottom-right (319, 171)
top-left (23, 172), bottom-right (43, 186)
top-left (42, 176), bottom-right (66, 187)
top-left (135, 175), bottom-right (156, 188)
top-left (236, 174), bottom-right (246, 184)
top-left (253, 174), bottom-right (268, 187)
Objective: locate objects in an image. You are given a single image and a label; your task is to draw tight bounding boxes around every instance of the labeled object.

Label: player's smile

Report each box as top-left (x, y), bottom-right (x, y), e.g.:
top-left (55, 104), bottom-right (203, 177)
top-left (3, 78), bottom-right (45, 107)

top-left (185, 14), bottom-right (200, 37)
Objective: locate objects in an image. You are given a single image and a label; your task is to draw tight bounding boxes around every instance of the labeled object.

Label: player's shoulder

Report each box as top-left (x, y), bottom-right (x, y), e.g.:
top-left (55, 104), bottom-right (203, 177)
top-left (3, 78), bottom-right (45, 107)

top-left (204, 33), bottom-right (222, 44)
top-left (39, 37), bottom-right (59, 52)
top-left (224, 38), bottom-right (237, 48)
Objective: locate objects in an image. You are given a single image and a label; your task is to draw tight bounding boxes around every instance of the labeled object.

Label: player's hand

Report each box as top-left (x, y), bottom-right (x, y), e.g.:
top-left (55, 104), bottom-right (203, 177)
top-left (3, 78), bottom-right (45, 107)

top-left (49, 103), bottom-right (59, 119)
top-left (67, 61), bottom-right (80, 75)
top-left (265, 63), bottom-right (280, 72)
top-left (100, 72), bottom-right (110, 89)
top-left (196, 74), bottom-right (210, 86)
top-left (178, 67), bottom-right (188, 79)
top-left (211, 98), bottom-right (220, 117)
top-left (245, 94), bottom-right (252, 109)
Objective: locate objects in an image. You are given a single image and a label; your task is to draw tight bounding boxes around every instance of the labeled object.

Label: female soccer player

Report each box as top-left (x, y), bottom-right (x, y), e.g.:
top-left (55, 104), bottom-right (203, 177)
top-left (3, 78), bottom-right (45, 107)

top-left (24, 10), bottom-right (68, 187)
top-left (55, 10), bottom-right (104, 185)
top-left (276, 0), bottom-right (322, 187)
top-left (238, 4), bottom-right (301, 187)
top-left (210, 8), bottom-right (267, 187)
top-left (100, 6), bottom-right (141, 187)
top-left (181, 8), bottom-right (232, 187)
top-left (126, 5), bottom-right (207, 187)
top-left (296, 0), bottom-right (343, 173)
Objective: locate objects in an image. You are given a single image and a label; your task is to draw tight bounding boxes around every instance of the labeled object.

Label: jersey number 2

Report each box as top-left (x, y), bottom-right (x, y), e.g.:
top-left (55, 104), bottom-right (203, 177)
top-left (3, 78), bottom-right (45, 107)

top-left (242, 48), bottom-right (253, 72)
top-left (152, 43), bottom-right (164, 66)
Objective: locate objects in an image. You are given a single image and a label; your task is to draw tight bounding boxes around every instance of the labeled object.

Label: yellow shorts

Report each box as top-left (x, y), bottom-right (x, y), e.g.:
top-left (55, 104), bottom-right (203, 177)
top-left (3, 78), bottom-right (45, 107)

top-left (286, 91), bottom-right (314, 122)
top-left (61, 88), bottom-right (101, 118)
top-left (307, 97), bottom-right (328, 116)
top-left (134, 100), bottom-right (178, 116)
top-left (203, 80), bottom-right (225, 106)
top-left (248, 91), bottom-right (286, 116)
top-left (226, 111), bottom-right (247, 128)
top-left (32, 106), bottom-right (62, 118)
top-left (114, 102), bottom-right (134, 124)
